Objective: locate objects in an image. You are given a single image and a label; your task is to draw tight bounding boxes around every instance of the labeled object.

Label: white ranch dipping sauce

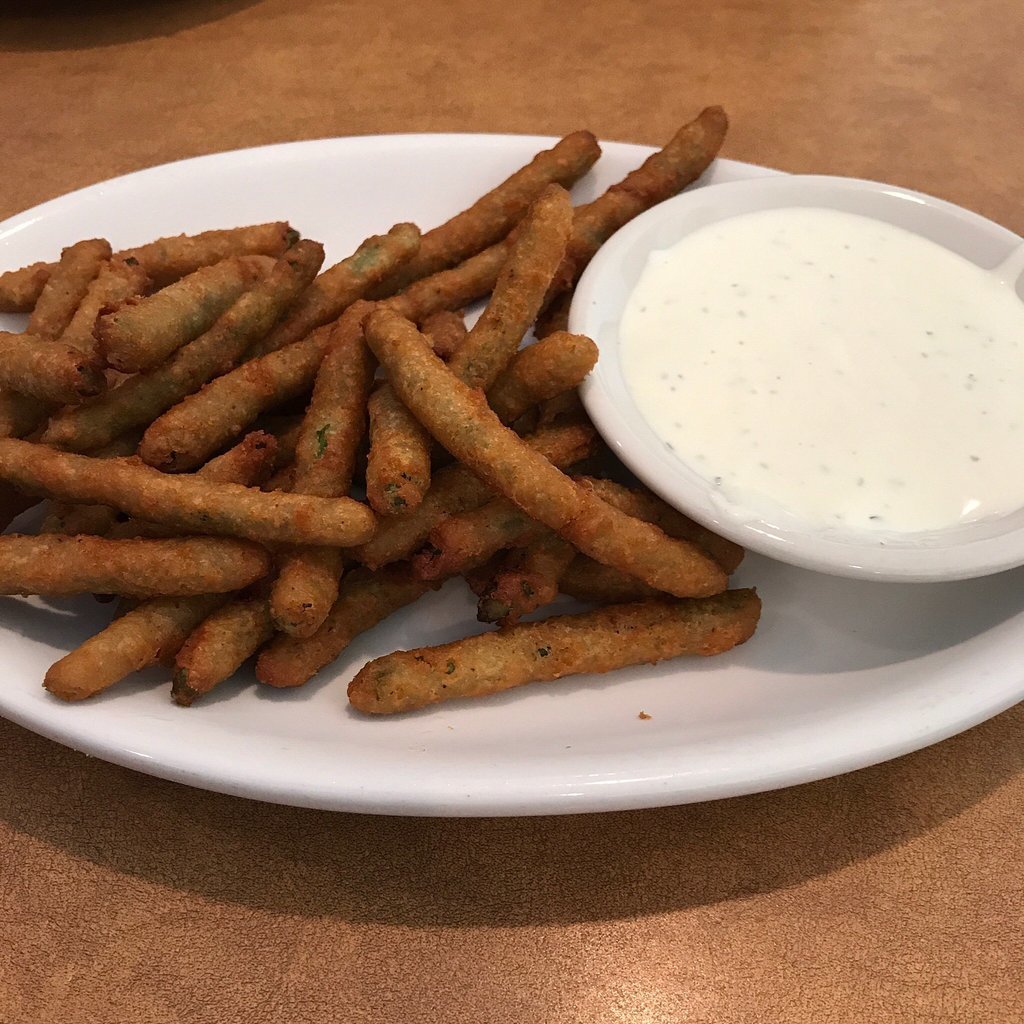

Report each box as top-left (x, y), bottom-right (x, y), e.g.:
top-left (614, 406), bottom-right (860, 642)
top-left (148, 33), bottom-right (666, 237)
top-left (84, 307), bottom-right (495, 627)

top-left (620, 206), bottom-right (1024, 534)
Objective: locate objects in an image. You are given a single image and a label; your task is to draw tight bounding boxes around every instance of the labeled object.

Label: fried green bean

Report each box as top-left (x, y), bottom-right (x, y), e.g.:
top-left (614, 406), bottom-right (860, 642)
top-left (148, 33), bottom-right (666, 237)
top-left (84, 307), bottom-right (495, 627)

top-left (0, 331), bottom-right (106, 404)
top-left (121, 222), bottom-right (297, 288)
top-left (27, 238), bottom-right (112, 340)
top-left (578, 476), bottom-right (744, 574)
top-left (349, 589), bottom-right (761, 714)
top-left (557, 555), bottom-right (661, 604)
top-left (137, 320), bottom-right (332, 471)
top-left (256, 565), bottom-right (435, 689)
top-left (252, 223), bottom-right (420, 355)
top-left (1, 223), bottom-right (295, 314)
top-left (419, 309), bottom-right (467, 360)
top-left (172, 593), bottom-right (275, 706)
top-left (60, 257), bottom-right (152, 357)
top-left (476, 531), bottom-right (577, 626)
top-left (554, 107), bottom-right (729, 298)
top-left (378, 130), bottom-right (600, 292)
top-left (41, 241), bottom-right (324, 453)
top-left (44, 594), bottom-right (229, 702)
top-left (447, 184), bottom-right (573, 391)
top-left (486, 331), bottom-right (598, 423)
top-left (0, 534), bottom-right (270, 597)
top-left (412, 496), bottom-right (543, 582)
top-left (354, 419), bottom-right (597, 569)
top-left (365, 383), bottom-right (433, 515)
top-left (364, 308), bottom-right (727, 598)
top-left (0, 437), bottom-right (376, 547)
top-left (0, 262), bottom-right (52, 314)
top-left (271, 301), bottom-right (375, 637)
top-left (97, 255), bottom-right (268, 372)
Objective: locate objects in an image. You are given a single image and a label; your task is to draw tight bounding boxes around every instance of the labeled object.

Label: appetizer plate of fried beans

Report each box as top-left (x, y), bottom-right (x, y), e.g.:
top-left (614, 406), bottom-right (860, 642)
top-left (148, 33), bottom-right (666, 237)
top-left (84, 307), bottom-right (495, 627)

top-left (2, 112), bottom-right (1024, 815)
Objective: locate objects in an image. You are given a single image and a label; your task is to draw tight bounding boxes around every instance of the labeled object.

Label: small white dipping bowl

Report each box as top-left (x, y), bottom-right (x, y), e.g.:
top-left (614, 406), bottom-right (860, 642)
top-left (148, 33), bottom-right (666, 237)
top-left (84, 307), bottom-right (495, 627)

top-left (571, 174), bottom-right (1024, 582)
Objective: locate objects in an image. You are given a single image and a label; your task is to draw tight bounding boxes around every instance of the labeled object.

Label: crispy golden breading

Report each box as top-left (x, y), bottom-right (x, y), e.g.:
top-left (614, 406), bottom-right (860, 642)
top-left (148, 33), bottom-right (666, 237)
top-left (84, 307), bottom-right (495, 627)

top-left (0, 223), bottom-right (295, 315)
top-left (486, 331), bottom-right (598, 424)
top-left (270, 301), bottom-right (376, 637)
top-left (27, 238), bottom-right (112, 340)
top-left (447, 184), bottom-right (573, 391)
top-left (355, 420), bottom-right (597, 569)
top-left (0, 534), bottom-right (270, 596)
top-left (121, 222), bottom-right (297, 288)
top-left (557, 555), bottom-right (661, 604)
top-left (365, 383), bottom-right (433, 514)
top-left (251, 223), bottom-right (420, 355)
top-left (578, 477), bottom-right (744, 573)
top-left (41, 242), bottom-right (325, 453)
top-left (172, 594), bottom-right (275, 706)
top-left (44, 594), bottom-right (229, 702)
top-left (0, 261), bottom-right (52, 314)
top-left (60, 257), bottom-right (152, 357)
top-left (556, 107), bottom-right (729, 295)
top-left (137, 320), bottom-right (332, 471)
top-left (412, 496), bottom-right (542, 581)
top-left (96, 256), bottom-right (269, 372)
top-left (419, 309), bottom-right (466, 361)
top-left (0, 437), bottom-right (376, 547)
top-left (476, 531), bottom-right (576, 626)
top-left (349, 590), bottom-right (761, 714)
top-left (364, 308), bottom-right (726, 598)
top-left (379, 130), bottom-right (600, 292)
top-left (0, 331), bottom-right (106, 405)
top-left (256, 565), bottom-right (435, 689)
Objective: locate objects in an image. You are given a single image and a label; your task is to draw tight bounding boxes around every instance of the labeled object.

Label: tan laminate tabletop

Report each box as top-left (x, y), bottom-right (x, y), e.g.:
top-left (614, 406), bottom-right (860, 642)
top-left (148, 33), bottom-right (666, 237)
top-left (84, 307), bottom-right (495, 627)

top-left (1, 2), bottom-right (1023, 1021)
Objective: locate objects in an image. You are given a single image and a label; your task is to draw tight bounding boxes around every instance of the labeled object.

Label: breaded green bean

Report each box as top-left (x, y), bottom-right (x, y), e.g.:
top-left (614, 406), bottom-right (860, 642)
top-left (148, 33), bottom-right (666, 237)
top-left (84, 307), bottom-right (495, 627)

top-left (172, 593), bottom-right (275, 706)
top-left (271, 302), bottom-right (376, 637)
top-left (44, 594), bottom-right (229, 702)
top-left (486, 331), bottom-right (598, 424)
top-left (96, 256), bottom-right (268, 372)
top-left (365, 383), bottom-right (433, 515)
top-left (412, 496), bottom-right (543, 582)
top-left (420, 309), bottom-right (466, 361)
top-left (386, 240), bottom-right (511, 323)
top-left (364, 308), bottom-right (727, 598)
top-left (364, 188), bottom-right (573, 516)
top-left (447, 184), bottom-right (573, 391)
top-left (121, 222), bottom-right (296, 288)
top-left (0, 223), bottom-right (294, 315)
top-left (349, 589), bottom-right (761, 714)
top-left (256, 565), bottom-right (435, 689)
top-left (557, 107), bottom-right (729, 295)
top-left (0, 331), bottom-right (106, 405)
top-left (477, 531), bottom-right (577, 626)
top-left (0, 261), bottom-right (51, 314)
top-left (558, 556), bottom-right (661, 605)
top-left (41, 242), bottom-right (324, 453)
top-left (579, 477), bottom-right (744, 574)
top-left (379, 130), bottom-right (601, 292)
top-left (103, 430), bottom-right (279, 541)
top-left (355, 419), bottom-right (597, 570)
top-left (253, 223), bottom-right (420, 355)
top-left (0, 534), bottom-right (270, 596)
top-left (137, 321), bottom-right (332, 472)
top-left (0, 437), bottom-right (376, 547)
top-left (60, 257), bottom-right (152, 357)
top-left (27, 238), bottom-right (112, 340)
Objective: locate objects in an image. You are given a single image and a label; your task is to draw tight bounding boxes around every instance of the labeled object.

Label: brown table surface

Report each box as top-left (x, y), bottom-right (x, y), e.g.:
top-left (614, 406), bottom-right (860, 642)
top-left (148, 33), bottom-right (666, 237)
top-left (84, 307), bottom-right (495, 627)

top-left (2, 2), bottom-right (1023, 1021)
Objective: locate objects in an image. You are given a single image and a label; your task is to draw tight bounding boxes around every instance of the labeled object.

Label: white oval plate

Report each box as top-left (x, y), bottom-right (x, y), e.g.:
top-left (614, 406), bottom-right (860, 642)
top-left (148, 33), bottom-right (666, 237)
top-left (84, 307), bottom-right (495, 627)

top-left (1, 135), bottom-right (1023, 816)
